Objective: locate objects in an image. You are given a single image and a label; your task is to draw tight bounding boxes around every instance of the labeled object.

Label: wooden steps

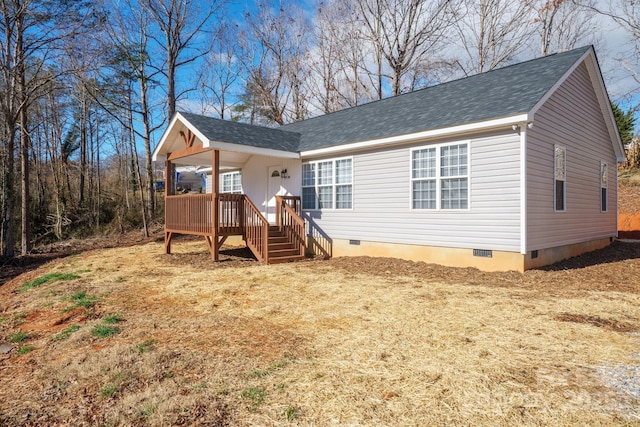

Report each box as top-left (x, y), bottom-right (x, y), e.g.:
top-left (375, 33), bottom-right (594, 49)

top-left (267, 226), bottom-right (305, 264)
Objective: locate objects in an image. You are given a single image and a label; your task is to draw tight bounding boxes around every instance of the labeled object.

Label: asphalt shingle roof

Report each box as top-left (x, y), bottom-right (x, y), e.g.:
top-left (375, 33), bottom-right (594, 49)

top-left (283, 46), bottom-right (591, 151)
top-left (178, 46), bottom-right (591, 153)
top-left (179, 112), bottom-right (301, 153)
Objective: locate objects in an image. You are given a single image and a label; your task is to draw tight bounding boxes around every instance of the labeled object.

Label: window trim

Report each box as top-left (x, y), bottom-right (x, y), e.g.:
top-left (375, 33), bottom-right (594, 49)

top-left (553, 145), bottom-right (566, 212)
top-left (302, 156), bottom-right (353, 211)
top-left (410, 141), bottom-right (470, 211)
top-left (600, 161), bottom-right (608, 212)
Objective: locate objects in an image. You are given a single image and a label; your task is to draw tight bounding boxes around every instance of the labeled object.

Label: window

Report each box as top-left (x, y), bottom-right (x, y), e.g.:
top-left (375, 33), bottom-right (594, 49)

top-left (554, 145), bottom-right (566, 211)
top-left (411, 143), bottom-right (468, 210)
top-left (600, 162), bottom-right (607, 212)
top-left (302, 158), bottom-right (353, 210)
top-left (220, 171), bottom-right (242, 194)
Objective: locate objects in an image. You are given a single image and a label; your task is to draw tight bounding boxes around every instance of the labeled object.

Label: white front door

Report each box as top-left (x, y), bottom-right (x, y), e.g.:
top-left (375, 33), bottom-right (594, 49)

top-left (266, 165), bottom-right (282, 223)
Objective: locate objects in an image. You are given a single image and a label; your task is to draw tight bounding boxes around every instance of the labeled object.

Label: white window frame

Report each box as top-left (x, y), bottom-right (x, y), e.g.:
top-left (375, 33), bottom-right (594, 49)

top-left (600, 161), bottom-right (608, 212)
top-left (302, 157), bottom-right (353, 211)
top-left (554, 145), bottom-right (566, 212)
top-left (220, 171), bottom-right (242, 194)
top-left (410, 141), bottom-right (470, 211)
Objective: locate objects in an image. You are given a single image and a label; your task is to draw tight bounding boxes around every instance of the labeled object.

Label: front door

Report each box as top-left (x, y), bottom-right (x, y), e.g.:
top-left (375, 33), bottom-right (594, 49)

top-left (266, 165), bottom-right (282, 223)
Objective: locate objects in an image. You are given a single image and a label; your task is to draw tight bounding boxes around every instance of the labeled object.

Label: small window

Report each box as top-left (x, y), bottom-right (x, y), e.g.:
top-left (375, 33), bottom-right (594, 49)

top-left (554, 145), bottom-right (566, 211)
top-left (600, 162), bottom-right (607, 212)
top-left (220, 171), bottom-right (242, 194)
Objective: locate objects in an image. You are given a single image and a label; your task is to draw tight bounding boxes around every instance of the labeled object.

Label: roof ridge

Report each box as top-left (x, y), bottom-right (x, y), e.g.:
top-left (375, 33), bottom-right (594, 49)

top-left (280, 45), bottom-right (592, 130)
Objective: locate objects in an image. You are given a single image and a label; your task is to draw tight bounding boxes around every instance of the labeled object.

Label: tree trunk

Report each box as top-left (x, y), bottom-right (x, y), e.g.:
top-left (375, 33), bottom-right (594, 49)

top-left (17, 7), bottom-right (30, 256)
top-left (139, 75), bottom-right (155, 219)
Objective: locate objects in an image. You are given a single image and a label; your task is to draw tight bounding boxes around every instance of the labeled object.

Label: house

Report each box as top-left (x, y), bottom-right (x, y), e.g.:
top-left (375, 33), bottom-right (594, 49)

top-left (152, 45), bottom-right (625, 271)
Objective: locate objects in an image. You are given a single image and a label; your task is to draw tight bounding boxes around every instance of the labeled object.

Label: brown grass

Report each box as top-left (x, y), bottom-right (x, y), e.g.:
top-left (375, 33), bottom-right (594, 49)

top-left (1, 240), bottom-right (640, 426)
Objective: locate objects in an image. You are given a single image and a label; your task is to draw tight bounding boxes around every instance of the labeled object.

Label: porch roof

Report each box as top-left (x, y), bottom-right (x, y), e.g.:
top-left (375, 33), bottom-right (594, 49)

top-left (152, 112), bottom-right (301, 166)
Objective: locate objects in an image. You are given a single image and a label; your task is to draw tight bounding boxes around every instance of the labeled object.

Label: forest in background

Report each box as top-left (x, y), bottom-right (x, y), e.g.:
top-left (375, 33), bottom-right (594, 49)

top-left (1, 0), bottom-right (639, 258)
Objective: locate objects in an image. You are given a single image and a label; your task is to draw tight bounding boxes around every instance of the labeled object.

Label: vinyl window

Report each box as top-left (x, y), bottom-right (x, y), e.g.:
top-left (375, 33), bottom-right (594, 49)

top-left (554, 145), bottom-right (566, 211)
top-left (600, 161), bottom-right (607, 212)
top-left (411, 142), bottom-right (468, 210)
top-left (302, 158), bottom-right (353, 210)
top-left (220, 171), bottom-right (242, 194)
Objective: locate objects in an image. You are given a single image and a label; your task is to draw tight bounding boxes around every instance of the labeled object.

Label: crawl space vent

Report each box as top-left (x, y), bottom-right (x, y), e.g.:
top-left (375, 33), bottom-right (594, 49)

top-left (473, 249), bottom-right (493, 258)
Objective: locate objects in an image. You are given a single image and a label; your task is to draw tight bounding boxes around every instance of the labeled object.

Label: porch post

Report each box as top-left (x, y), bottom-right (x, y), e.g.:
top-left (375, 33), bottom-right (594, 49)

top-left (164, 156), bottom-right (173, 254)
top-left (212, 149), bottom-right (220, 260)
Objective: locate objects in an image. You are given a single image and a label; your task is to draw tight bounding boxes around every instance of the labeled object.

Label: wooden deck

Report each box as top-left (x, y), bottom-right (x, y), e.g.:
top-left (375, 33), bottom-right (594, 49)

top-left (164, 193), bottom-right (305, 264)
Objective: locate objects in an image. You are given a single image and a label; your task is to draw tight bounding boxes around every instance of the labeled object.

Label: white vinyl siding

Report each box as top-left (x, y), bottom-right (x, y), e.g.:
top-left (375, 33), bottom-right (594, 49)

top-left (527, 62), bottom-right (618, 250)
top-left (411, 143), bottom-right (468, 210)
top-left (302, 158), bottom-right (353, 210)
top-left (303, 131), bottom-right (521, 252)
top-left (240, 155), bottom-right (302, 214)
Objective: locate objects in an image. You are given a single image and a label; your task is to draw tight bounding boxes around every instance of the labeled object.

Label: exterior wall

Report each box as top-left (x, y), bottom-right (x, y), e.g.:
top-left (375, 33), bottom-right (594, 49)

top-left (526, 62), bottom-right (618, 251)
top-left (241, 155), bottom-right (302, 217)
top-left (303, 129), bottom-right (523, 259)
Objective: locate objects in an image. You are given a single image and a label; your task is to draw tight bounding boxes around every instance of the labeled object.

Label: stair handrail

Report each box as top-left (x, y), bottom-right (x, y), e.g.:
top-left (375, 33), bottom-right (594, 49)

top-left (276, 196), bottom-right (306, 258)
top-left (243, 195), bottom-right (270, 263)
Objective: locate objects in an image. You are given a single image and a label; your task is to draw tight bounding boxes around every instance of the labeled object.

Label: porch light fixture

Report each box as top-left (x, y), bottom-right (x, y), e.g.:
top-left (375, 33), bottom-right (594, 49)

top-left (280, 169), bottom-right (290, 179)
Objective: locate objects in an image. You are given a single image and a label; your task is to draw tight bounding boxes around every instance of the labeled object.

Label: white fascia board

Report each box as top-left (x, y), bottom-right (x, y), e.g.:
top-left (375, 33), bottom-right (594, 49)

top-left (209, 140), bottom-right (300, 159)
top-left (151, 113), bottom-right (181, 161)
top-left (152, 112), bottom-right (300, 161)
top-left (528, 49), bottom-right (591, 117)
top-left (299, 114), bottom-right (530, 158)
top-left (528, 47), bottom-right (626, 162)
top-left (152, 112), bottom-right (211, 161)
top-left (584, 55), bottom-right (626, 161)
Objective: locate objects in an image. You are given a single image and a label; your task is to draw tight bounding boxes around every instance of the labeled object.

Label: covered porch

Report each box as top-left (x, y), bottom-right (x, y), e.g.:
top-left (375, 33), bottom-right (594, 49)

top-left (154, 113), bottom-right (306, 264)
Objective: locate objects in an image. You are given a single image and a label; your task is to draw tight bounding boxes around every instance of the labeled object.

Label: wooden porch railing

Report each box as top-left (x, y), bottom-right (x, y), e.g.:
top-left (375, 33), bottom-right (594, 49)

top-left (243, 195), bottom-right (269, 263)
top-left (276, 196), bottom-right (306, 258)
top-left (165, 194), bottom-right (212, 235)
top-left (218, 193), bottom-right (244, 235)
top-left (276, 195), bottom-right (301, 217)
top-left (165, 193), bottom-right (304, 263)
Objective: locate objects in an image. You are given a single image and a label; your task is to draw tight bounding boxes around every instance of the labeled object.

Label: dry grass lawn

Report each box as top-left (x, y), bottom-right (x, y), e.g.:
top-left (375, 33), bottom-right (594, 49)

top-left (1, 239), bottom-right (640, 426)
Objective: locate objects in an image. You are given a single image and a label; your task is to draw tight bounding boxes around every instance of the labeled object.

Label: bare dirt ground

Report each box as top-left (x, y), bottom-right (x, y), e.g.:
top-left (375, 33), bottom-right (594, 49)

top-left (0, 239), bottom-right (639, 426)
top-left (0, 186), bottom-right (639, 425)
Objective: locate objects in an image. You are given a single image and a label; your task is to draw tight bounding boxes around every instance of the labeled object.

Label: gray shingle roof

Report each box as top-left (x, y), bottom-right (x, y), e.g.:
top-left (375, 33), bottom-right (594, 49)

top-left (179, 112), bottom-right (301, 153)
top-left (282, 46), bottom-right (591, 151)
top-left (178, 46), bottom-right (591, 153)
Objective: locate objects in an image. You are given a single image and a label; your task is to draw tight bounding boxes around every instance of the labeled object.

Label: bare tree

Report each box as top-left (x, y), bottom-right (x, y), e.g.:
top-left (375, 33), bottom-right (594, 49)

top-left (354, 0), bottom-right (456, 97)
top-left (142, 0), bottom-right (222, 119)
top-left (238, 0), bottom-right (311, 125)
top-left (453, 0), bottom-right (535, 75)
top-left (308, 0), bottom-right (376, 112)
top-left (536, 0), bottom-right (598, 56)
top-left (199, 21), bottom-right (240, 119)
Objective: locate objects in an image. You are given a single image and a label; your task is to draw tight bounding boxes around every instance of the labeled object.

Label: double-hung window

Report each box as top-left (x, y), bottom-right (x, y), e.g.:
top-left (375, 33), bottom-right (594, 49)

top-left (600, 161), bottom-right (608, 212)
top-left (302, 158), bottom-right (353, 210)
top-left (220, 171), bottom-right (242, 194)
top-left (411, 143), bottom-right (468, 210)
top-left (554, 145), bottom-right (566, 211)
